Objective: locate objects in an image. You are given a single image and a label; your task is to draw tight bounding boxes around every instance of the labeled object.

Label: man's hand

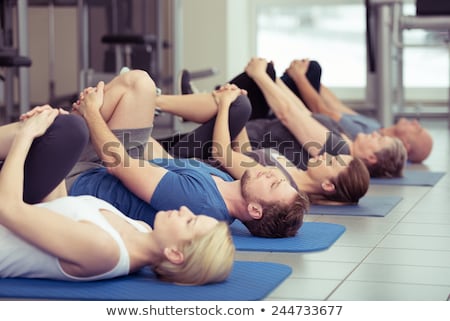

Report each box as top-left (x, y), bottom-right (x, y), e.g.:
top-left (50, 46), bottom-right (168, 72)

top-left (72, 81), bottom-right (105, 117)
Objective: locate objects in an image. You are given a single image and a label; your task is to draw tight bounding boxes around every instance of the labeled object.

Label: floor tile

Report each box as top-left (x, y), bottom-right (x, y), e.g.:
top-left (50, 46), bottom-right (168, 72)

top-left (262, 253), bottom-right (359, 279)
top-left (347, 263), bottom-right (450, 286)
top-left (300, 246), bottom-right (373, 263)
top-left (266, 278), bottom-right (343, 301)
top-left (378, 234), bottom-right (450, 251)
top-left (391, 222), bottom-right (450, 237)
top-left (364, 248), bottom-right (450, 268)
top-left (328, 281), bottom-right (450, 301)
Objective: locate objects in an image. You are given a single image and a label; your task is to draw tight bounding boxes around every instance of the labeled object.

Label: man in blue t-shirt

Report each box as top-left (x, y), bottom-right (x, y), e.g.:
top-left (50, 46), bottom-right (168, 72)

top-left (66, 69), bottom-right (308, 238)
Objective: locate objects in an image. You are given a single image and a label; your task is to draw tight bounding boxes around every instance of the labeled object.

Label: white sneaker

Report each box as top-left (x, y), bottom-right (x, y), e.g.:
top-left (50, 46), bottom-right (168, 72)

top-left (119, 66), bottom-right (131, 75)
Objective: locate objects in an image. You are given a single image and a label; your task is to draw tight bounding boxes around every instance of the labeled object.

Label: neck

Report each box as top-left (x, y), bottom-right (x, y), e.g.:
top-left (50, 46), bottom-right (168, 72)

top-left (214, 179), bottom-right (249, 220)
top-left (127, 230), bottom-right (163, 273)
top-left (293, 169), bottom-right (322, 195)
top-left (380, 126), bottom-right (395, 137)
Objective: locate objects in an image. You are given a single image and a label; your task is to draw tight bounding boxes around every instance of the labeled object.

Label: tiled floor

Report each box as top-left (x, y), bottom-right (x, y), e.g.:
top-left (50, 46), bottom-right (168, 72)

top-left (155, 116), bottom-right (450, 301)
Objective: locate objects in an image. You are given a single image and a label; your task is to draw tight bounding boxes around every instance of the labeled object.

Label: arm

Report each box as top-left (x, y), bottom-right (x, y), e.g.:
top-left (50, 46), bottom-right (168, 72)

top-left (246, 58), bottom-right (333, 157)
top-left (232, 127), bottom-right (253, 154)
top-left (156, 93), bottom-right (219, 123)
top-left (286, 59), bottom-right (342, 121)
top-left (0, 104), bottom-right (68, 159)
top-left (73, 82), bottom-right (168, 203)
top-left (319, 84), bottom-right (358, 115)
top-left (0, 110), bottom-right (117, 276)
top-left (211, 84), bottom-right (265, 179)
top-left (0, 122), bottom-right (20, 160)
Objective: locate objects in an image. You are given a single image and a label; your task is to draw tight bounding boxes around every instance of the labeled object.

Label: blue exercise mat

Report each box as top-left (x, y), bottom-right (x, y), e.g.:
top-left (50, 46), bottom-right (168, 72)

top-left (370, 170), bottom-right (446, 186)
top-left (307, 195), bottom-right (402, 217)
top-left (231, 221), bottom-right (345, 252)
top-left (0, 261), bottom-right (291, 301)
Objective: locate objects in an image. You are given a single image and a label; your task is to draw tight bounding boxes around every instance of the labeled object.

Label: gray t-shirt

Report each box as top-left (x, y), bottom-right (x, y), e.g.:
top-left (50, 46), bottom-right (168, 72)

top-left (246, 117), bottom-right (350, 170)
top-left (313, 113), bottom-right (381, 140)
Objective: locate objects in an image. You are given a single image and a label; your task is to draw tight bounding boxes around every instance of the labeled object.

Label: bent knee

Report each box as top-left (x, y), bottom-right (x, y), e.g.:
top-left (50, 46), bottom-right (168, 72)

top-left (123, 69), bottom-right (156, 92)
top-left (51, 114), bottom-right (89, 148)
top-left (230, 95), bottom-right (252, 121)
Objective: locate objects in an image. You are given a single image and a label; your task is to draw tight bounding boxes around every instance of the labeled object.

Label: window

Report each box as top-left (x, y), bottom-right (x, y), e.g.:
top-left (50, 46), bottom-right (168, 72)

top-left (255, 0), bottom-right (448, 102)
top-left (256, 3), bottom-right (366, 88)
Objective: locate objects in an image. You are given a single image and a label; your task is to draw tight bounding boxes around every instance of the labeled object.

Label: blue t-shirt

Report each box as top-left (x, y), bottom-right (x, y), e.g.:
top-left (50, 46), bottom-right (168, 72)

top-left (338, 114), bottom-right (381, 140)
top-left (69, 158), bottom-right (235, 226)
top-left (69, 167), bottom-right (158, 226)
top-left (149, 158), bottom-right (235, 224)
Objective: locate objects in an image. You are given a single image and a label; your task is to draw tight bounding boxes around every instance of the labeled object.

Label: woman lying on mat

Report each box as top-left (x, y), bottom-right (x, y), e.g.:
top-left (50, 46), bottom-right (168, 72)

top-left (0, 110), bottom-right (234, 285)
top-left (229, 57), bottom-right (408, 177)
top-left (175, 58), bottom-right (407, 178)
top-left (156, 83), bottom-right (370, 205)
top-left (276, 58), bottom-right (432, 164)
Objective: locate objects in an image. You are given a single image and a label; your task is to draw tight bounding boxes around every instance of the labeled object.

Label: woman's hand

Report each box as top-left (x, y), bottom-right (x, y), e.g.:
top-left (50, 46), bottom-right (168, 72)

top-left (20, 104), bottom-right (68, 121)
top-left (72, 81), bottom-right (105, 117)
top-left (286, 58), bottom-right (310, 80)
top-left (212, 84), bottom-right (247, 110)
top-left (19, 108), bottom-right (59, 139)
top-left (245, 57), bottom-right (269, 79)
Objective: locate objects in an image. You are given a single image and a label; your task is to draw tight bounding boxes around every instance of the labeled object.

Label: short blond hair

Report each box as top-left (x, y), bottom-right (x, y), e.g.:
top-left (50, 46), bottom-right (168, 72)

top-left (153, 222), bottom-right (235, 285)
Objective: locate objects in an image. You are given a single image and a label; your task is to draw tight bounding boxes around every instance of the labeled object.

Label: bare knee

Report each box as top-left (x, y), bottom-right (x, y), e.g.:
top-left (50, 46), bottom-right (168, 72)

top-left (101, 69), bottom-right (156, 128)
top-left (121, 70), bottom-right (156, 93)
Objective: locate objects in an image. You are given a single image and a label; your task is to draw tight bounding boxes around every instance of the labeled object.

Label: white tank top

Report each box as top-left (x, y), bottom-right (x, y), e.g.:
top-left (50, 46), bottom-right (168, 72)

top-left (0, 195), bottom-right (149, 281)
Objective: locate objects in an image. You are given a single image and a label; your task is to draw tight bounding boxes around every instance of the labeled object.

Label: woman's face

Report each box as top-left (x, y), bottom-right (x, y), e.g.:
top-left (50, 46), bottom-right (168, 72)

top-left (307, 153), bottom-right (352, 182)
top-left (353, 132), bottom-right (394, 163)
top-left (153, 206), bottom-right (218, 249)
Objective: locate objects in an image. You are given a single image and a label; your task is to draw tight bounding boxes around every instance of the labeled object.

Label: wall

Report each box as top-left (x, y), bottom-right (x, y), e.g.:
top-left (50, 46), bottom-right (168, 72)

top-left (13, 0), bottom-right (248, 106)
top-left (28, 6), bottom-right (78, 105)
top-left (181, 0), bottom-right (251, 91)
top-left (25, 0), bottom-right (171, 105)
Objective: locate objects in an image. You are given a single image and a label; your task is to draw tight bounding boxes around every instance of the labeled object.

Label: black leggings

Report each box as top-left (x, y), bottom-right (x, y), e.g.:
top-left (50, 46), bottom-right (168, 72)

top-left (228, 60), bottom-right (322, 120)
top-left (19, 114), bottom-right (89, 204)
top-left (167, 95), bottom-right (252, 159)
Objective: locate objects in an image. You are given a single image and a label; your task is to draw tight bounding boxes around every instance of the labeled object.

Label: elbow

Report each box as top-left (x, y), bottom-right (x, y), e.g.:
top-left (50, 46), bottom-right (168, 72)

top-left (211, 146), bottom-right (231, 167)
top-left (211, 151), bottom-right (226, 166)
top-left (103, 148), bottom-right (128, 176)
top-left (106, 163), bottom-right (130, 182)
top-left (106, 165), bottom-right (118, 177)
top-left (0, 202), bottom-right (27, 226)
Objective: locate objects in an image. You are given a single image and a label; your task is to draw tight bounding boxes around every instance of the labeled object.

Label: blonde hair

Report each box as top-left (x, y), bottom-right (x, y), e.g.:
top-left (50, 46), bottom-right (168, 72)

top-left (153, 222), bottom-right (235, 285)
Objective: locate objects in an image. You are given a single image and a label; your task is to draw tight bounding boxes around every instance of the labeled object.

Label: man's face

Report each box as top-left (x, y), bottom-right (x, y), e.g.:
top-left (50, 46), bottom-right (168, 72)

top-left (240, 167), bottom-right (297, 205)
